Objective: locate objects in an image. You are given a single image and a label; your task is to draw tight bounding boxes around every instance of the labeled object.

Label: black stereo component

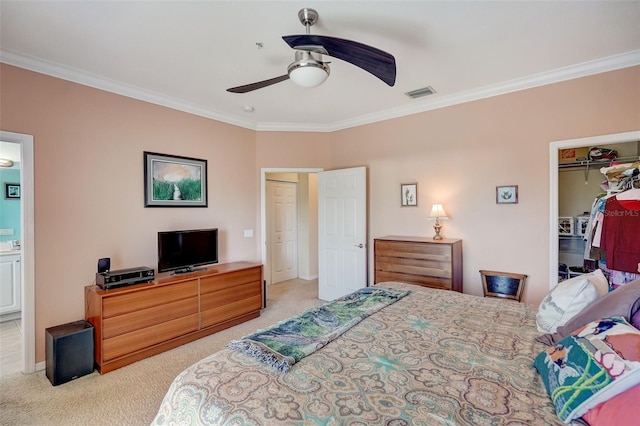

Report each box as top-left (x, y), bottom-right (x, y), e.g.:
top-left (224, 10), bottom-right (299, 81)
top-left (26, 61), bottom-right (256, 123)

top-left (96, 266), bottom-right (155, 289)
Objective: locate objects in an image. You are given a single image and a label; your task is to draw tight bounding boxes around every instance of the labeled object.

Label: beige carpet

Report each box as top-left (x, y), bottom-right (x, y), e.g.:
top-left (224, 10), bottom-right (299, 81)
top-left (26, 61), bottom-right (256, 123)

top-left (0, 279), bottom-right (322, 426)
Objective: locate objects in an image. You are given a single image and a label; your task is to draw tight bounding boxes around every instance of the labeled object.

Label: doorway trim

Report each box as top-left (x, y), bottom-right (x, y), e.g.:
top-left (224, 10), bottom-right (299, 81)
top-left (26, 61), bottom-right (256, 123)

top-left (260, 168), bottom-right (323, 285)
top-left (0, 130), bottom-right (35, 374)
top-left (549, 131), bottom-right (640, 290)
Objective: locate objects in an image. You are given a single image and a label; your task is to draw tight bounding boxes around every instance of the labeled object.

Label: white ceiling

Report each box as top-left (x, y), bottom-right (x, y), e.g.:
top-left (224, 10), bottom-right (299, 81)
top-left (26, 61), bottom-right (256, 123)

top-left (1, 1), bottom-right (639, 132)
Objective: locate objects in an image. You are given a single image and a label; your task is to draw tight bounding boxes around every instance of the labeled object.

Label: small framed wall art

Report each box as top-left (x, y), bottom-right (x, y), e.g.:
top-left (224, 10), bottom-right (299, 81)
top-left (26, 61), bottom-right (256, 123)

top-left (496, 185), bottom-right (518, 204)
top-left (401, 183), bottom-right (417, 207)
top-left (4, 183), bottom-right (20, 199)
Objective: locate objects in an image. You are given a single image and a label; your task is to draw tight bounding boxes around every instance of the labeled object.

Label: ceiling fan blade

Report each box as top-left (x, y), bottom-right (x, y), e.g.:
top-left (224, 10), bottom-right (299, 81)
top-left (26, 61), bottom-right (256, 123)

top-left (283, 34), bottom-right (396, 86)
top-left (227, 74), bottom-right (290, 93)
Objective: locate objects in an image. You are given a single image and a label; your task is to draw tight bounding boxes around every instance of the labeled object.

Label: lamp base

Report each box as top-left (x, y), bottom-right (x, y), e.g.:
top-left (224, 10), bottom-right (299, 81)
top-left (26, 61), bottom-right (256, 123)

top-left (433, 221), bottom-right (443, 240)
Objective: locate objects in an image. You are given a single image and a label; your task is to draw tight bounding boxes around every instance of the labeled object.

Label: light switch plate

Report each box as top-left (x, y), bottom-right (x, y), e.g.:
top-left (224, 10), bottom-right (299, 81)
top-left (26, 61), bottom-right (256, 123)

top-left (243, 229), bottom-right (253, 238)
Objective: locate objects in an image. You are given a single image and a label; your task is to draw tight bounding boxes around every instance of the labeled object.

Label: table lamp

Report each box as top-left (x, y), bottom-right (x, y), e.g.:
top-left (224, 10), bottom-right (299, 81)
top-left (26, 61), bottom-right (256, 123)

top-left (429, 204), bottom-right (449, 240)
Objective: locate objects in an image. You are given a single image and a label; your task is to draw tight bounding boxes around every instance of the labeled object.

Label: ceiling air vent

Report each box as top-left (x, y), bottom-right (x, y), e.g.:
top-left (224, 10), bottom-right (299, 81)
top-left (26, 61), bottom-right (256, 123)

top-left (405, 86), bottom-right (436, 99)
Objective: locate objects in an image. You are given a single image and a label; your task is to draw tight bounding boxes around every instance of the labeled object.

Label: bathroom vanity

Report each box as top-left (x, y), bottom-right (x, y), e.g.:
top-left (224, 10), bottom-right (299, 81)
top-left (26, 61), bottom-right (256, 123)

top-left (0, 250), bottom-right (21, 318)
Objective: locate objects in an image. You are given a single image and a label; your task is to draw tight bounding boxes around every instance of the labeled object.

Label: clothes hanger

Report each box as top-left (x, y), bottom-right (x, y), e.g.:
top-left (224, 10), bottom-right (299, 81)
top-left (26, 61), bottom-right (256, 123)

top-left (616, 188), bottom-right (640, 201)
top-left (614, 186), bottom-right (640, 209)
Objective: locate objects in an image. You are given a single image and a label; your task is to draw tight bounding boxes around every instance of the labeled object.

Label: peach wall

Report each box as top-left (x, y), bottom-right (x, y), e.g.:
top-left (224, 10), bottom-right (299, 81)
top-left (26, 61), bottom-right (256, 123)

top-left (1, 62), bottom-right (639, 364)
top-left (1, 64), bottom-right (258, 362)
top-left (329, 66), bottom-right (640, 303)
top-left (255, 131), bottom-right (331, 168)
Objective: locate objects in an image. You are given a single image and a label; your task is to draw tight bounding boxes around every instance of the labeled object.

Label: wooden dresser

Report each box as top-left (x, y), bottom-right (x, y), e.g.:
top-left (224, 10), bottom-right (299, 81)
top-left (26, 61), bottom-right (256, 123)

top-left (85, 261), bottom-right (262, 373)
top-left (374, 236), bottom-right (462, 292)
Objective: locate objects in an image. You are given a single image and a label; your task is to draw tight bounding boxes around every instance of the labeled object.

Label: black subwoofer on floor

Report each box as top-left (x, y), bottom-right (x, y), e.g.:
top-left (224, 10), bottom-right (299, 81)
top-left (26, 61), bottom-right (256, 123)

top-left (45, 320), bottom-right (94, 386)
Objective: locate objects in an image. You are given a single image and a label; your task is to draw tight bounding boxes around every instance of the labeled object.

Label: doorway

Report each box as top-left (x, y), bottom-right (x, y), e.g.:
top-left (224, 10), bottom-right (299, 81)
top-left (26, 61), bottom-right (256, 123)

top-left (261, 168), bottom-right (322, 292)
top-left (549, 131), bottom-right (640, 290)
top-left (0, 130), bottom-right (35, 375)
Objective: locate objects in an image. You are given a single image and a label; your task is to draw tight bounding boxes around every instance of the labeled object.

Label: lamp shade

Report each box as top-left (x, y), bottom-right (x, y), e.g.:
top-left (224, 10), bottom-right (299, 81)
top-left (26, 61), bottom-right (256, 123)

top-left (429, 204), bottom-right (448, 219)
top-left (289, 65), bottom-right (329, 87)
top-left (287, 51), bottom-right (330, 88)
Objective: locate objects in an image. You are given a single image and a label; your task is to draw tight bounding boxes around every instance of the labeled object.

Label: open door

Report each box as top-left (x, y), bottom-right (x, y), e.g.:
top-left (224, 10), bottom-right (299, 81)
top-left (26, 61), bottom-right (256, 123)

top-left (318, 167), bottom-right (367, 300)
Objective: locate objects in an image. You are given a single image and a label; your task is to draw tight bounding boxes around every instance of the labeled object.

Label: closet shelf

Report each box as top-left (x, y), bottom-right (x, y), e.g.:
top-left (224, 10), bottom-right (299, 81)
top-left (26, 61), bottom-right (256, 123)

top-left (559, 235), bottom-right (584, 240)
top-left (558, 155), bottom-right (640, 171)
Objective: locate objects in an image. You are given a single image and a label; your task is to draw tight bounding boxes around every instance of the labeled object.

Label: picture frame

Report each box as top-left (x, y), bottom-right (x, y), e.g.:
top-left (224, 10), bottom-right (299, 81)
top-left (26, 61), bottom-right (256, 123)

top-left (496, 185), bottom-right (518, 204)
top-left (400, 183), bottom-right (417, 207)
top-left (144, 151), bottom-right (208, 207)
top-left (4, 183), bottom-right (20, 199)
top-left (558, 217), bottom-right (575, 236)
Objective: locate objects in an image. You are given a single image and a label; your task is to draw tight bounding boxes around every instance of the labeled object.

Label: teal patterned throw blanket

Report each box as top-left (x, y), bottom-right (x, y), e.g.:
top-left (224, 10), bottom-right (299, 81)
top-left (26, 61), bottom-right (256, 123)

top-left (226, 287), bottom-right (409, 372)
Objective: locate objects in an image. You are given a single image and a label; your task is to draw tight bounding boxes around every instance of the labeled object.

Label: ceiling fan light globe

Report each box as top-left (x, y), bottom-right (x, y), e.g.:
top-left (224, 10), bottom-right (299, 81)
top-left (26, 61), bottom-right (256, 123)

top-left (287, 60), bottom-right (330, 88)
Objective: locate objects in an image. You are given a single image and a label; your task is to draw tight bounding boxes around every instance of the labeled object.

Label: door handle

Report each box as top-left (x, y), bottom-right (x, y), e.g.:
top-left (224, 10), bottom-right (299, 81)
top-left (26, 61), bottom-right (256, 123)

top-left (354, 243), bottom-right (364, 248)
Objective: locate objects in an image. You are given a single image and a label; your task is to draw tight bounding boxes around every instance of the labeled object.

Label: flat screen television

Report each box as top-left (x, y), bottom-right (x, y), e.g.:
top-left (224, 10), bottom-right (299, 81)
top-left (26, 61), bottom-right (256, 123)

top-left (157, 228), bottom-right (219, 274)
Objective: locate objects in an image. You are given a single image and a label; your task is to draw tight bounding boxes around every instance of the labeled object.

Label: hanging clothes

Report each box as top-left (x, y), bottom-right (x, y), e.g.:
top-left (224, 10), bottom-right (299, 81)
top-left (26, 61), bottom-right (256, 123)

top-left (599, 191), bottom-right (640, 274)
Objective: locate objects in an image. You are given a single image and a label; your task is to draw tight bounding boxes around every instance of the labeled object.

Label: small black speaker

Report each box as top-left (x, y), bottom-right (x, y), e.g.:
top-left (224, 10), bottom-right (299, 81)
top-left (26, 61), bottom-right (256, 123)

top-left (97, 257), bottom-right (110, 273)
top-left (45, 320), bottom-right (94, 386)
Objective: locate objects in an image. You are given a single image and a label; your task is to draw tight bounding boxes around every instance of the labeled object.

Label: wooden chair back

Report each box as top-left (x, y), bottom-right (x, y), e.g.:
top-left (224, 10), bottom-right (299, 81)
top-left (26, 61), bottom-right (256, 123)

top-left (479, 270), bottom-right (527, 302)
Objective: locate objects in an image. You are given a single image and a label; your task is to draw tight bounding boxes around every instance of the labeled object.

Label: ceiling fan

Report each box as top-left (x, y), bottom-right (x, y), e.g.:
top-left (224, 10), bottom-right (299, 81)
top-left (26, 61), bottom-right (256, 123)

top-left (226, 8), bottom-right (396, 93)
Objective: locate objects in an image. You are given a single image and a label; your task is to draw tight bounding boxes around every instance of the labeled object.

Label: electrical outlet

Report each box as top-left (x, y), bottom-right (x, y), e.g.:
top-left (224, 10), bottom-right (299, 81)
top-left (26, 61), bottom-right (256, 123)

top-left (0, 229), bottom-right (14, 235)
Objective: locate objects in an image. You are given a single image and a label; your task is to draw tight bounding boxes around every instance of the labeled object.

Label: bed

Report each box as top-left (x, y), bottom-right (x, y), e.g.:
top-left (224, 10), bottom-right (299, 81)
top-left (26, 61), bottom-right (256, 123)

top-left (152, 281), bottom-right (567, 425)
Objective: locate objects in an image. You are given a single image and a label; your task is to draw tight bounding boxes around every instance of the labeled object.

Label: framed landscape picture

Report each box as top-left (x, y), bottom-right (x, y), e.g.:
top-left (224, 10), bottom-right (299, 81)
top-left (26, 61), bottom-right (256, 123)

top-left (144, 152), bottom-right (208, 207)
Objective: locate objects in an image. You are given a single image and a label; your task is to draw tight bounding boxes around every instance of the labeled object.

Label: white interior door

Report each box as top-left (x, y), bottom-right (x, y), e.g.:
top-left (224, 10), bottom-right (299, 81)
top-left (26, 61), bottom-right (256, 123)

top-left (318, 167), bottom-right (367, 300)
top-left (267, 180), bottom-right (298, 284)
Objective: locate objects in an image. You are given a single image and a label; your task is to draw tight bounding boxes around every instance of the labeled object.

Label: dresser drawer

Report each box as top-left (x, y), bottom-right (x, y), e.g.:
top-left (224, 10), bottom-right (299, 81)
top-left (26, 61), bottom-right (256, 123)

top-left (375, 241), bottom-right (452, 261)
top-left (375, 255), bottom-right (452, 278)
top-left (201, 280), bottom-right (261, 312)
top-left (102, 280), bottom-right (198, 318)
top-left (200, 267), bottom-right (261, 293)
top-left (374, 271), bottom-right (452, 290)
top-left (201, 294), bottom-right (263, 328)
top-left (103, 297), bottom-right (198, 339)
top-left (103, 313), bottom-right (199, 361)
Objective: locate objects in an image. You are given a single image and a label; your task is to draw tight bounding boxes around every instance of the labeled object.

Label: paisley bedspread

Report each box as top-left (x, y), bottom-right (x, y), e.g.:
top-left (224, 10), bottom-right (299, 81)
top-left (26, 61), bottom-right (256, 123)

top-left (152, 282), bottom-right (563, 425)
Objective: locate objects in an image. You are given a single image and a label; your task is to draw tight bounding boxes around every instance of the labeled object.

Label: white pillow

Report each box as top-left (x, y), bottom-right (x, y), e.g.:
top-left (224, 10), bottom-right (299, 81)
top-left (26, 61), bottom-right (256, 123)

top-left (582, 268), bottom-right (609, 296)
top-left (536, 276), bottom-right (599, 333)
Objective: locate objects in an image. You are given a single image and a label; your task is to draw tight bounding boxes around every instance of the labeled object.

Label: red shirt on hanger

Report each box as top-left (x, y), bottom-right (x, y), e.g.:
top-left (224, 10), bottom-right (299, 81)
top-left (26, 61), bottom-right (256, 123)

top-left (600, 195), bottom-right (640, 274)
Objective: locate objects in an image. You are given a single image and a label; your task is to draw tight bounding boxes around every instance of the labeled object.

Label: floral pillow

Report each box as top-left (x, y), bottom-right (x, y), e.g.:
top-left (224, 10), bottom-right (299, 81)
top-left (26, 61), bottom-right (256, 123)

top-left (534, 316), bottom-right (640, 423)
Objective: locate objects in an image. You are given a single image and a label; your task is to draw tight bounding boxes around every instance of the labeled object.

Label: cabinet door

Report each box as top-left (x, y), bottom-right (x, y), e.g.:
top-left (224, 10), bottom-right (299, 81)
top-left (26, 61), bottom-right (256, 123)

top-left (0, 255), bottom-right (21, 314)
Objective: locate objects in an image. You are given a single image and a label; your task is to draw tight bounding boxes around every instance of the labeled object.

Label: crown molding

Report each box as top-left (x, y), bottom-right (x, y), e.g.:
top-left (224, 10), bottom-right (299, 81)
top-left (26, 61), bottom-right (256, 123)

top-left (321, 49), bottom-right (640, 132)
top-left (0, 49), bottom-right (258, 131)
top-left (2, 49), bottom-right (638, 133)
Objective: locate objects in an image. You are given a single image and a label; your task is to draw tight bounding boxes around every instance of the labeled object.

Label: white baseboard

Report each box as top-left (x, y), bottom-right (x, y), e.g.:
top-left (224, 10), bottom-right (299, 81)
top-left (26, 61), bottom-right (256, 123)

top-left (35, 361), bottom-right (45, 372)
top-left (298, 274), bottom-right (318, 281)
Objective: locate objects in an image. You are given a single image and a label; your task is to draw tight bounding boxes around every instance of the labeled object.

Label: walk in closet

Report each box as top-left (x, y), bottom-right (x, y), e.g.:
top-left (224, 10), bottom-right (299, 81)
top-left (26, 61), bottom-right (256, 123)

top-left (558, 141), bottom-right (640, 287)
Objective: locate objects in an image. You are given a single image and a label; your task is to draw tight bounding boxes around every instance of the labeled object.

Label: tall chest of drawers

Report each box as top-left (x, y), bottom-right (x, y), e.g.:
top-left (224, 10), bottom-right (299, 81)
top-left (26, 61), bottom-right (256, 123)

top-left (374, 236), bottom-right (462, 292)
